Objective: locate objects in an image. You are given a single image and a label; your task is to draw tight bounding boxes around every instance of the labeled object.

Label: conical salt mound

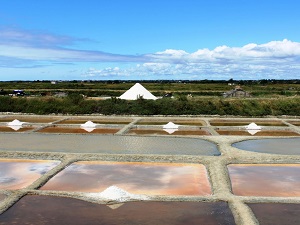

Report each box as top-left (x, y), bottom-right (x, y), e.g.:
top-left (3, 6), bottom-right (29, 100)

top-left (85, 185), bottom-right (149, 202)
top-left (80, 121), bottom-right (97, 128)
top-left (7, 119), bottom-right (25, 126)
top-left (163, 122), bottom-right (179, 129)
top-left (119, 83), bottom-right (157, 100)
top-left (245, 122), bottom-right (261, 130)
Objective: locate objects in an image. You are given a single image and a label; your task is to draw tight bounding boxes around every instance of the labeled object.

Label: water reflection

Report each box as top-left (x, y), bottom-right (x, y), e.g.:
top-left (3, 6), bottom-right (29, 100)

top-left (0, 126), bottom-right (34, 132)
top-left (0, 133), bottom-right (220, 155)
top-left (248, 203), bottom-right (300, 225)
top-left (41, 161), bottom-right (211, 196)
top-left (216, 130), bottom-right (299, 136)
top-left (0, 196), bottom-right (235, 225)
top-left (232, 138), bottom-right (300, 155)
top-left (0, 159), bottom-right (60, 190)
top-left (228, 164), bottom-right (300, 196)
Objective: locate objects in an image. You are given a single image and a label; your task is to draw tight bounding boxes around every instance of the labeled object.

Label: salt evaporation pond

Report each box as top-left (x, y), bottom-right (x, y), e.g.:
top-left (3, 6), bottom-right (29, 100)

top-left (41, 161), bottom-right (211, 196)
top-left (0, 159), bottom-right (60, 190)
top-left (232, 138), bottom-right (300, 155)
top-left (216, 130), bottom-right (300, 136)
top-left (0, 133), bottom-right (220, 156)
top-left (0, 195), bottom-right (235, 225)
top-left (228, 164), bottom-right (300, 197)
top-left (128, 128), bottom-right (211, 136)
top-left (0, 126), bottom-right (34, 132)
top-left (38, 126), bottom-right (120, 134)
top-left (248, 203), bottom-right (300, 225)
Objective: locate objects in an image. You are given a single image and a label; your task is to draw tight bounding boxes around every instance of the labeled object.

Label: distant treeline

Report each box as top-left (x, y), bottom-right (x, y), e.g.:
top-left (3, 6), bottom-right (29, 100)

top-left (1, 95), bottom-right (299, 116)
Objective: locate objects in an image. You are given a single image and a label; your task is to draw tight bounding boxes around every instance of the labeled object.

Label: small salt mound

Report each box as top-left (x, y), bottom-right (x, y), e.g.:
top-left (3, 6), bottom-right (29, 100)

top-left (163, 122), bottom-right (179, 129)
top-left (85, 185), bottom-right (149, 202)
top-left (245, 122), bottom-right (261, 130)
top-left (80, 121), bottom-right (97, 128)
top-left (7, 119), bottom-right (25, 126)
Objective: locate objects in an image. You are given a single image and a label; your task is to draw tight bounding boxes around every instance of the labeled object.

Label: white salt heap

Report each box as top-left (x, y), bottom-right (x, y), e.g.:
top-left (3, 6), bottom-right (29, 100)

top-left (80, 121), bottom-right (97, 128)
top-left (7, 119), bottom-right (26, 126)
top-left (163, 122), bottom-right (179, 129)
top-left (245, 122), bottom-right (261, 130)
top-left (85, 185), bottom-right (150, 202)
top-left (81, 127), bottom-right (95, 132)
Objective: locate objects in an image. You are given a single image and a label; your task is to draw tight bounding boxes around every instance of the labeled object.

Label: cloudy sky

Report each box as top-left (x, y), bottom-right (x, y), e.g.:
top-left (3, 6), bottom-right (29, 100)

top-left (1, 0), bottom-right (300, 81)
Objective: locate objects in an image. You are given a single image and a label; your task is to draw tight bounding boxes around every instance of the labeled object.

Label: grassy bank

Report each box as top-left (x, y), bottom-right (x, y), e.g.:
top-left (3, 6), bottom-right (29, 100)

top-left (1, 95), bottom-right (299, 116)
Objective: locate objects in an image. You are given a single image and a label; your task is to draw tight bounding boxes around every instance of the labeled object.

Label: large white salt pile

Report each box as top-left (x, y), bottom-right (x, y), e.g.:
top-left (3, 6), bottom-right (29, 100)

top-left (85, 185), bottom-right (149, 202)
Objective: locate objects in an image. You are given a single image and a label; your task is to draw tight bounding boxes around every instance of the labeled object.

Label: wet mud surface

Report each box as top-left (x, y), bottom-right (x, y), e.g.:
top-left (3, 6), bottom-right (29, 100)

top-left (216, 130), bottom-right (300, 136)
top-left (38, 127), bottom-right (120, 134)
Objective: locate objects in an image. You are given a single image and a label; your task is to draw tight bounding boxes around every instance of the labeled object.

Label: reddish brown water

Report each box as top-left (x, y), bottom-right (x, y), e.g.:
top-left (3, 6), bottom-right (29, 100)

top-left (216, 130), bottom-right (300, 136)
top-left (56, 119), bottom-right (131, 125)
top-left (248, 203), bottom-right (300, 225)
top-left (210, 120), bottom-right (286, 126)
top-left (38, 127), bottom-right (120, 134)
top-left (0, 196), bottom-right (235, 225)
top-left (41, 161), bottom-right (211, 196)
top-left (128, 128), bottom-right (211, 136)
top-left (0, 159), bottom-right (60, 190)
top-left (228, 164), bottom-right (300, 196)
top-left (0, 126), bottom-right (34, 132)
top-left (136, 119), bottom-right (205, 126)
top-left (0, 117), bottom-right (59, 123)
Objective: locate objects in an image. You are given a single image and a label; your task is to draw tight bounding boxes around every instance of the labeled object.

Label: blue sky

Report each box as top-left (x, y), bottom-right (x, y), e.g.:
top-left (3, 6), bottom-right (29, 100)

top-left (1, 0), bottom-right (300, 81)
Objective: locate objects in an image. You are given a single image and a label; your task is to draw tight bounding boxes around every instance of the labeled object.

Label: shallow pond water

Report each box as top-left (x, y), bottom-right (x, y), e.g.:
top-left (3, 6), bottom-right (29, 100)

top-left (216, 130), bottom-right (300, 136)
top-left (0, 133), bottom-right (220, 156)
top-left (136, 119), bottom-right (206, 126)
top-left (0, 159), bottom-right (60, 190)
top-left (0, 126), bottom-right (34, 132)
top-left (41, 161), bottom-right (211, 195)
top-left (228, 164), bottom-right (300, 197)
top-left (56, 119), bottom-right (131, 125)
top-left (232, 138), bottom-right (300, 155)
top-left (209, 120), bottom-right (286, 126)
top-left (248, 203), bottom-right (300, 225)
top-left (0, 117), bottom-right (60, 123)
top-left (128, 128), bottom-right (211, 136)
top-left (38, 127), bottom-right (120, 134)
top-left (0, 196), bottom-right (235, 225)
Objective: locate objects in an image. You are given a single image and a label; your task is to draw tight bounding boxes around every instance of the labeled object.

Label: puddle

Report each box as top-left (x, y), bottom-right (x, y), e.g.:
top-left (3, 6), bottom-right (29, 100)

top-left (209, 120), bottom-right (286, 126)
top-left (0, 133), bottom-right (220, 156)
top-left (0, 159), bottom-right (60, 190)
top-left (136, 119), bottom-right (206, 126)
top-left (216, 130), bottom-right (300, 136)
top-left (248, 203), bottom-right (300, 225)
top-left (0, 195), bottom-right (235, 225)
top-left (56, 119), bottom-right (131, 125)
top-left (0, 126), bottom-right (34, 132)
top-left (0, 117), bottom-right (59, 123)
top-left (232, 138), bottom-right (300, 155)
top-left (128, 128), bottom-right (211, 136)
top-left (228, 164), bottom-right (300, 196)
top-left (41, 161), bottom-right (211, 196)
top-left (38, 127), bottom-right (120, 134)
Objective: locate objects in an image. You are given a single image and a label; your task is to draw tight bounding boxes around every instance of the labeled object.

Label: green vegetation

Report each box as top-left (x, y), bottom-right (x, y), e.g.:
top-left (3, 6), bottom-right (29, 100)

top-left (0, 95), bottom-right (299, 116)
top-left (0, 80), bottom-right (299, 116)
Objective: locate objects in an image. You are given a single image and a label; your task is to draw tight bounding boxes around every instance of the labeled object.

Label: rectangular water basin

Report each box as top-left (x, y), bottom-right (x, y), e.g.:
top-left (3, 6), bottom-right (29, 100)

top-left (216, 129), bottom-right (300, 136)
top-left (0, 196), bottom-right (235, 225)
top-left (56, 119), bottom-right (132, 125)
top-left (228, 164), bottom-right (300, 197)
top-left (127, 128), bottom-right (211, 136)
top-left (41, 161), bottom-right (211, 196)
top-left (38, 126), bottom-right (120, 134)
top-left (0, 126), bottom-right (35, 132)
top-left (248, 203), bottom-right (300, 225)
top-left (0, 116), bottom-right (61, 123)
top-left (210, 119), bottom-right (286, 126)
top-left (136, 118), bottom-right (206, 126)
top-left (0, 159), bottom-right (60, 190)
